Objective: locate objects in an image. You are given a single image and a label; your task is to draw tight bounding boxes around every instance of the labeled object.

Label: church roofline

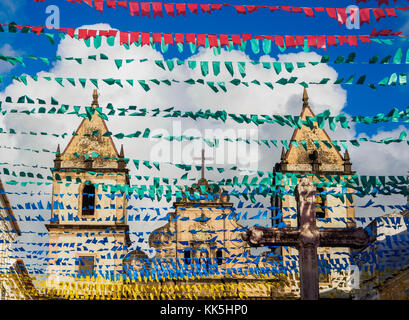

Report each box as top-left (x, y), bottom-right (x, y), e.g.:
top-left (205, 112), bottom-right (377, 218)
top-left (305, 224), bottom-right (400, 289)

top-left (61, 90), bottom-right (121, 159)
top-left (282, 89), bottom-right (345, 164)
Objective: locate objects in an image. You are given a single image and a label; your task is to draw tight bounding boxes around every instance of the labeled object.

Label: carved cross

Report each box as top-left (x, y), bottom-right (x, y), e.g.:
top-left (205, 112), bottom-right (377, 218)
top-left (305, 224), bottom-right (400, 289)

top-left (193, 148), bottom-right (213, 180)
top-left (242, 178), bottom-right (370, 300)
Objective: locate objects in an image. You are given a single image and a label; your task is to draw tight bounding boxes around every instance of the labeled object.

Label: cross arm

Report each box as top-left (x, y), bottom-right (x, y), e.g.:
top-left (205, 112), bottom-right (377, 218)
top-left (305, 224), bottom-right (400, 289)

top-left (319, 228), bottom-right (370, 249)
top-left (241, 226), bottom-right (299, 247)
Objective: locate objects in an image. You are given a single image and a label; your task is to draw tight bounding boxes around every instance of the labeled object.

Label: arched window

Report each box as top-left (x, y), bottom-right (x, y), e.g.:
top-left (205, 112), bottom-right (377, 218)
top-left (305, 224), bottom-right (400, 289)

top-left (315, 187), bottom-right (326, 219)
top-left (82, 184), bottom-right (96, 216)
top-left (216, 249), bottom-right (223, 265)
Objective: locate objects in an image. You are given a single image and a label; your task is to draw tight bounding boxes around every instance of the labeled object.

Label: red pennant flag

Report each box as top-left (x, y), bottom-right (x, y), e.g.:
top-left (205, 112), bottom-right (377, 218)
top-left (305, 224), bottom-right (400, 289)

top-left (141, 32), bottom-right (150, 46)
top-left (348, 35), bottom-right (357, 47)
top-left (78, 29), bottom-right (88, 40)
top-left (264, 35), bottom-right (274, 41)
top-left (291, 7), bottom-right (302, 13)
top-left (211, 4), bottom-right (221, 11)
top-left (254, 35), bottom-right (264, 40)
top-left (120, 31), bottom-right (129, 45)
top-left (186, 34), bottom-right (195, 44)
top-left (370, 28), bottom-right (380, 37)
top-left (231, 34), bottom-right (242, 45)
top-left (326, 8), bottom-right (337, 20)
top-left (129, 1), bottom-right (139, 16)
top-left (285, 35), bottom-right (295, 48)
top-left (360, 8), bottom-right (370, 25)
top-left (359, 35), bottom-right (371, 43)
top-left (336, 8), bottom-right (347, 25)
top-left (280, 6), bottom-right (291, 12)
top-left (246, 5), bottom-right (258, 13)
top-left (378, 0), bottom-right (389, 5)
top-left (152, 32), bottom-right (161, 44)
top-left (314, 7), bottom-right (324, 12)
top-left (164, 3), bottom-right (174, 16)
top-left (176, 3), bottom-right (186, 16)
top-left (87, 29), bottom-right (97, 38)
top-left (373, 8), bottom-right (386, 22)
top-left (106, 0), bottom-right (116, 8)
top-left (200, 4), bottom-right (211, 14)
top-left (152, 2), bottom-right (163, 17)
top-left (269, 6), bottom-right (279, 12)
top-left (117, 1), bottom-right (127, 8)
top-left (208, 34), bottom-right (218, 48)
top-left (94, 0), bottom-right (103, 13)
top-left (130, 32), bottom-right (140, 44)
top-left (219, 34), bottom-right (229, 46)
top-left (31, 26), bottom-right (44, 35)
top-left (307, 35), bottom-right (317, 48)
top-left (337, 35), bottom-right (349, 46)
top-left (187, 3), bottom-right (198, 14)
top-left (327, 35), bottom-right (337, 47)
top-left (83, 0), bottom-right (93, 6)
top-left (295, 35), bottom-right (304, 46)
top-left (275, 35), bottom-right (284, 48)
top-left (302, 7), bottom-right (314, 17)
top-left (164, 33), bottom-right (173, 45)
top-left (141, 2), bottom-right (151, 17)
top-left (234, 5), bottom-right (246, 14)
top-left (174, 33), bottom-right (184, 44)
top-left (316, 35), bottom-right (326, 49)
top-left (384, 8), bottom-right (397, 17)
top-left (196, 34), bottom-right (206, 47)
top-left (242, 34), bottom-right (252, 42)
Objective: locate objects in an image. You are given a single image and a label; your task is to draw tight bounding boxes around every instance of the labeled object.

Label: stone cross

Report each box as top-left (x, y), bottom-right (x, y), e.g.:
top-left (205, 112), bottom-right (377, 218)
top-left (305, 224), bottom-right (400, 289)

top-left (193, 149), bottom-right (213, 180)
top-left (242, 178), bottom-right (370, 300)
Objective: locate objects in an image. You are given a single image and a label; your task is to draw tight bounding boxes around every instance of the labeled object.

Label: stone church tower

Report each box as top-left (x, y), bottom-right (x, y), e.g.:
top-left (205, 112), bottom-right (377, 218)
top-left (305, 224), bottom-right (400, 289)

top-left (46, 90), bottom-right (131, 287)
top-left (272, 89), bottom-right (356, 298)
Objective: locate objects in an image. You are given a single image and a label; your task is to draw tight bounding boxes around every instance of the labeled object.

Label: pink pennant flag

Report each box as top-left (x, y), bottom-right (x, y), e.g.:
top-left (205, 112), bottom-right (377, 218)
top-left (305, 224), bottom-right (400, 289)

top-left (141, 32), bottom-right (150, 46)
top-left (231, 34), bottom-right (242, 45)
top-left (285, 35), bottom-right (295, 47)
top-left (307, 35), bottom-right (317, 48)
top-left (316, 35), bottom-right (326, 49)
top-left (219, 34), bottom-right (229, 46)
top-left (384, 8), bottom-right (397, 17)
top-left (164, 33), bottom-right (173, 45)
top-left (275, 35), bottom-right (284, 48)
top-left (327, 35), bottom-right (337, 47)
top-left (295, 35), bottom-right (304, 46)
top-left (196, 34), bottom-right (206, 47)
top-left (152, 32), bottom-right (161, 44)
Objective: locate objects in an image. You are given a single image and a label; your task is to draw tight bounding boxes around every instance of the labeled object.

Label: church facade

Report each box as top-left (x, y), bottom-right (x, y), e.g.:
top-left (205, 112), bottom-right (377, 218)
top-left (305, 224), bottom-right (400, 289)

top-left (45, 89), bottom-right (358, 299)
top-left (46, 90), bottom-right (131, 291)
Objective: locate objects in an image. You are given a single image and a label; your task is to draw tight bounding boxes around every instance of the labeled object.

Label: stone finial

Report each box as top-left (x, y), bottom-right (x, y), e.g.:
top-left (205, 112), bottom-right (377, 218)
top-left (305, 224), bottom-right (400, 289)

top-left (343, 149), bottom-right (352, 173)
top-left (280, 147), bottom-right (288, 171)
top-left (54, 144), bottom-right (62, 169)
top-left (92, 89), bottom-right (99, 106)
top-left (302, 88), bottom-right (309, 108)
top-left (118, 144), bottom-right (126, 170)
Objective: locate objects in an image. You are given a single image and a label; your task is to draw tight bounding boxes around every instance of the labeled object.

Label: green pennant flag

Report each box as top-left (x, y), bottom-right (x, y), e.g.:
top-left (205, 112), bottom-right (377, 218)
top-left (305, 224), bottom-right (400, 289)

top-left (224, 61), bottom-right (234, 77)
top-left (212, 61), bottom-right (220, 76)
top-left (238, 62), bottom-right (246, 78)
top-left (200, 61), bottom-right (209, 77)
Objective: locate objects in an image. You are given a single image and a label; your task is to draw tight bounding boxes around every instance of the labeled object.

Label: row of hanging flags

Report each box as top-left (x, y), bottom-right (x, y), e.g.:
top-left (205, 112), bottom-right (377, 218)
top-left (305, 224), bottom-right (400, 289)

top-left (32, 0), bottom-right (408, 21)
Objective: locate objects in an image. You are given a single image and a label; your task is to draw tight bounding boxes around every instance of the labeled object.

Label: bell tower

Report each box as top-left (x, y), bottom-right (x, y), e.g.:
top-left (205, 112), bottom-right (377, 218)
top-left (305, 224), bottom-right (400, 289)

top-left (46, 90), bottom-right (131, 288)
top-left (272, 89), bottom-right (356, 297)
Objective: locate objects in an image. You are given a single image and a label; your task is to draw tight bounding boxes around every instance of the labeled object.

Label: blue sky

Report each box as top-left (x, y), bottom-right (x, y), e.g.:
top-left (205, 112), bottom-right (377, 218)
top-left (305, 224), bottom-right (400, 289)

top-left (1, 0), bottom-right (408, 137)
